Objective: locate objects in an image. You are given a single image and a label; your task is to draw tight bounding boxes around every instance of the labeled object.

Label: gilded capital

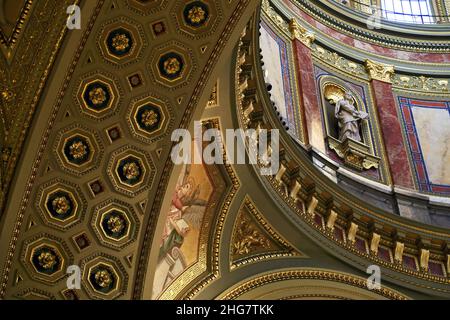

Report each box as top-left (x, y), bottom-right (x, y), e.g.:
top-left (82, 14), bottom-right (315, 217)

top-left (365, 59), bottom-right (395, 83)
top-left (289, 18), bottom-right (315, 47)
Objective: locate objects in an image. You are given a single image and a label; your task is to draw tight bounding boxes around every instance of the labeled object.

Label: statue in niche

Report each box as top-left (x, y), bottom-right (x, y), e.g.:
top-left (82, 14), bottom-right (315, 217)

top-left (335, 91), bottom-right (368, 142)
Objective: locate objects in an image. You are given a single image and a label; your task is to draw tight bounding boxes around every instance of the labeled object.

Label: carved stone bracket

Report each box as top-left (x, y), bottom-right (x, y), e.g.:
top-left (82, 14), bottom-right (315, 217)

top-left (327, 136), bottom-right (380, 171)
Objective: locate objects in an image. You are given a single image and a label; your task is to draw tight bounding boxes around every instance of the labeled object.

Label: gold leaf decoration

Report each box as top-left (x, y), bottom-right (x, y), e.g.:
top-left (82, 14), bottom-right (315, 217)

top-left (230, 196), bottom-right (302, 269)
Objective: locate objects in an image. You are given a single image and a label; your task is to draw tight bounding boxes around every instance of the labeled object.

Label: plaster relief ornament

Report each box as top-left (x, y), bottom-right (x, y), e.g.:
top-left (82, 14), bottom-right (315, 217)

top-left (188, 5), bottom-right (206, 24)
top-left (111, 33), bottom-right (130, 52)
top-left (52, 196), bottom-right (71, 215)
top-left (107, 215), bottom-right (125, 234)
top-left (95, 269), bottom-right (112, 288)
top-left (335, 92), bottom-right (368, 142)
top-left (141, 109), bottom-right (158, 127)
top-left (38, 251), bottom-right (57, 270)
top-left (122, 161), bottom-right (140, 180)
top-left (69, 140), bottom-right (88, 160)
top-left (89, 87), bottom-right (107, 106)
top-left (163, 57), bottom-right (181, 75)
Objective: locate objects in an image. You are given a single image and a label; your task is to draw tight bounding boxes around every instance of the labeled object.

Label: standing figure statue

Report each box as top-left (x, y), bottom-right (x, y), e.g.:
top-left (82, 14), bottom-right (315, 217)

top-left (335, 92), bottom-right (368, 142)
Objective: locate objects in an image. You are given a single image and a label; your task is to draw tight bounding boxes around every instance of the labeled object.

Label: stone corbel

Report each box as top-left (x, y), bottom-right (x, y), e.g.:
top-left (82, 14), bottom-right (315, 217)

top-left (347, 222), bottom-right (358, 244)
top-left (289, 18), bottom-right (315, 47)
top-left (307, 196), bottom-right (318, 218)
top-left (289, 180), bottom-right (301, 200)
top-left (327, 136), bottom-right (380, 171)
top-left (394, 241), bottom-right (405, 264)
top-left (447, 255), bottom-right (450, 275)
top-left (420, 249), bottom-right (430, 272)
top-left (365, 59), bottom-right (395, 84)
top-left (326, 210), bottom-right (338, 230)
top-left (370, 233), bottom-right (381, 255)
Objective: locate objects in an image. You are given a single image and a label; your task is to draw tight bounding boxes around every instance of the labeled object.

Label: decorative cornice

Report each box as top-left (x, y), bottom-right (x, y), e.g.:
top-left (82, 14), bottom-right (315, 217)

top-left (219, 269), bottom-right (409, 300)
top-left (365, 59), bottom-right (395, 83)
top-left (288, 0), bottom-right (450, 53)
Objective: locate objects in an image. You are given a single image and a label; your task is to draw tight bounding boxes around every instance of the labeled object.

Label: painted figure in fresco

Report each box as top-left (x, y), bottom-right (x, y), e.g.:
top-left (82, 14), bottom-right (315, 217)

top-left (158, 164), bottom-right (208, 261)
top-left (335, 91), bottom-right (368, 142)
top-left (153, 163), bottom-right (209, 298)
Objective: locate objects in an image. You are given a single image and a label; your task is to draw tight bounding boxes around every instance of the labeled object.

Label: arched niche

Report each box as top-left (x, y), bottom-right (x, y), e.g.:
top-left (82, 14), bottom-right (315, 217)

top-left (318, 77), bottom-right (380, 171)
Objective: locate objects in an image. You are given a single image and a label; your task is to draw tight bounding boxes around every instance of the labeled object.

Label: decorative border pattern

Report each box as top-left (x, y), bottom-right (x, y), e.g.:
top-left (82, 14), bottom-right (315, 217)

top-left (260, 20), bottom-right (298, 136)
top-left (219, 269), bottom-right (409, 300)
top-left (398, 97), bottom-right (450, 195)
top-left (0, 0), bottom-right (34, 48)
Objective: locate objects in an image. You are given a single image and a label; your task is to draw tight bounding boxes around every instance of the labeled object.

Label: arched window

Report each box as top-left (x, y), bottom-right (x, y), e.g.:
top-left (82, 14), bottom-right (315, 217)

top-left (380, 0), bottom-right (434, 23)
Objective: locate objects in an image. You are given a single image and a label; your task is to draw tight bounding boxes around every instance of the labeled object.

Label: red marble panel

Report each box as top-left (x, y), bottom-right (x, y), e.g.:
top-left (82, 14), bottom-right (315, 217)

top-left (371, 80), bottom-right (415, 188)
top-left (292, 39), bottom-right (323, 147)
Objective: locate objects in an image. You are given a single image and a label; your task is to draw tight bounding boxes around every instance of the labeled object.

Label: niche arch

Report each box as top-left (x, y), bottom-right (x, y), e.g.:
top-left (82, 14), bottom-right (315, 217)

top-left (318, 76), bottom-right (380, 171)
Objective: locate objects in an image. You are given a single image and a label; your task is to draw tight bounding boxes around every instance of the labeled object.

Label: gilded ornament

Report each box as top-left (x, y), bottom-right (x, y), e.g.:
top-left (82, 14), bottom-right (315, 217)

top-left (122, 162), bottom-right (140, 180)
top-left (69, 141), bottom-right (88, 160)
top-left (188, 6), bottom-right (206, 24)
top-left (88, 87), bottom-right (107, 106)
top-left (365, 59), bottom-right (395, 83)
top-left (37, 251), bottom-right (57, 270)
top-left (111, 33), bottom-right (130, 52)
top-left (94, 269), bottom-right (112, 288)
top-left (393, 74), bottom-right (449, 92)
top-left (52, 196), bottom-right (71, 215)
top-left (107, 215), bottom-right (125, 234)
top-left (1, 89), bottom-right (14, 102)
top-left (289, 18), bottom-right (315, 47)
top-left (163, 57), bottom-right (181, 75)
top-left (232, 215), bottom-right (271, 256)
top-left (141, 109), bottom-right (158, 127)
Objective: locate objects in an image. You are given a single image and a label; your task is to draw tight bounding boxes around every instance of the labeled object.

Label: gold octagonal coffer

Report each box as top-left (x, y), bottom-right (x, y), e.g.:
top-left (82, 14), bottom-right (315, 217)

top-left (107, 145), bottom-right (155, 197)
top-left (172, 0), bottom-right (222, 38)
top-left (36, 179), bottom-right (86, 230)
top-left (148, 41), bottom-right (195, 89)
top-left (21, 235), bottom-right (72, 284)
top-left (81, 254), bottom-right (127, 300)
top-left (75, 72), bottom-right (121, 120)
top-left (54, 125), bottom-right (103, 176)
top-left (127, 94), bottom-right (172, 144)
top-left (98, 17), bottom-right (145, 66)
top-left (91, 200), bottom-right (140, 250)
